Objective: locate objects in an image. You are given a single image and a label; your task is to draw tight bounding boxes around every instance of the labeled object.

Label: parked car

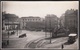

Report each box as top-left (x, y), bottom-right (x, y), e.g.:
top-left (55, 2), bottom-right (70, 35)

top-left (11, 31), bottom-right (15, 35)
top-left (19, 33), bottom-right (26, 38)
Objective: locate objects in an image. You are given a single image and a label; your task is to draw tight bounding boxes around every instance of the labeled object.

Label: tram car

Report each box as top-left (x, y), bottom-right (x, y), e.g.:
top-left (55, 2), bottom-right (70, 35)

top-left (67, 33), bottom-right (77, 44)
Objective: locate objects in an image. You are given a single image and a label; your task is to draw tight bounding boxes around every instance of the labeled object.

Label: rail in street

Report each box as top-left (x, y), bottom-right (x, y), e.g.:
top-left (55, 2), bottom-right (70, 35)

top-left (24, 37), bottom-right (68, 48)
top-left (3, 30), bottom-right (78, 49)
top-left (24, 37), bottom-right (45, 48)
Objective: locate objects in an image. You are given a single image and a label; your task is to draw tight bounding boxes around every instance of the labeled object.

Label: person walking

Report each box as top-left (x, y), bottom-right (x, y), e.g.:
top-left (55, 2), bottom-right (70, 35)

top-left (61, 44), bottom-right (64, 49)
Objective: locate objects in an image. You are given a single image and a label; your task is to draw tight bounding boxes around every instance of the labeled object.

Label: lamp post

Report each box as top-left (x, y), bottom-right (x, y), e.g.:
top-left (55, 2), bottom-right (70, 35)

top-left (45, 20), bottom-right (47, 38)
top-left (49, 17), bottom-right (52, 43)
top-left (17, 24), bottom-right (18, 36)
top-left (7, 18), bottom-right (9, 45)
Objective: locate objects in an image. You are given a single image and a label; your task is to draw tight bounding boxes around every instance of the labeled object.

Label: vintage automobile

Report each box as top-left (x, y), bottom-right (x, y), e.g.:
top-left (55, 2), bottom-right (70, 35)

top-left (19, 33), bottom-right (26, 38)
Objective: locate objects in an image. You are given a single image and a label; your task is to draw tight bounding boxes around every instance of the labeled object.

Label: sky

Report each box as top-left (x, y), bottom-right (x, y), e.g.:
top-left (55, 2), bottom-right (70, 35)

top-left (2, 1), bottom-right (79, 18)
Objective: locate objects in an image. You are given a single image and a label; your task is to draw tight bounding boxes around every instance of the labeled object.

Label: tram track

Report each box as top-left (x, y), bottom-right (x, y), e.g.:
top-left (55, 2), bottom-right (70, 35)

top-left (24, 37), bottom-right (45, 48)
top-left (25, 37), bottom-right (68, 48)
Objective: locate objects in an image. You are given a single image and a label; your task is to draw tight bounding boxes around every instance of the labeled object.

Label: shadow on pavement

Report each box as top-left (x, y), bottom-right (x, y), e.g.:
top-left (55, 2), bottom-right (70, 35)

top-left (45, 36), bottom-right (67, 40)
top-left (64, 41), bottom-right (75, 45)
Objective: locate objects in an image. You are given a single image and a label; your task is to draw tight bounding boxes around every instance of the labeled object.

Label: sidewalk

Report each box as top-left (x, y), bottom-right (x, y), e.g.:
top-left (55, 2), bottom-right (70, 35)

top-left (39, 37), bottom-right (68, 49)
top-left (39, 37), bottom-right (78, 49)
top-left (63, 38), bottom-right (79, 49)
top-left (3, 30), bottom-right (45, 48)
top-left (3, 30), bottom-right (28, 48)
top-left (9, 30), bottom-right (23, 40)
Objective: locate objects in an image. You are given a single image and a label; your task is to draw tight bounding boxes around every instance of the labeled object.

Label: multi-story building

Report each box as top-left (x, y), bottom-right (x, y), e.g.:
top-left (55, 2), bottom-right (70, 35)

top-left (4, 14), bottom-right (19, 30)
top-left (2, 12), bottom-right (19, 47)
top-left (20, 16), bottom-right (43, 29)
top-left (65, 9), bottom-right (78, 33)
top-left (60, 9), bottom-right (78, 33)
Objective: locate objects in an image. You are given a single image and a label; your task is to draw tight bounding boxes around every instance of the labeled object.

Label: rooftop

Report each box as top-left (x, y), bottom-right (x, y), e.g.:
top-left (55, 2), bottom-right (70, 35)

top-left (69, 34), bottom-right (77, 36)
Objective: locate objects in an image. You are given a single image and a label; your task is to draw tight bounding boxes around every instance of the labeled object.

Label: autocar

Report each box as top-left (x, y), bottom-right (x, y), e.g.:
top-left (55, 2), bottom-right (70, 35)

top-left (11, 31), bottom-right (15, 35)
top-left (19, 33), bottom-right (26, 38)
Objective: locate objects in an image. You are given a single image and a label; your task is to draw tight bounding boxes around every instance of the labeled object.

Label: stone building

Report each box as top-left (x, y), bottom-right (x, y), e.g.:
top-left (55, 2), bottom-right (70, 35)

top-left (4, 14), bottom-right (19, 30)
top-left (65, 9), bottom-right (78, 33)
top-left (2, 12), bottom-right (19, 30)
top-left (2, 12), bottom-right (19, 47)
top-left (20, 16), bottom-right (44, 29)
top-left (60, 9), bottom-right (78, 33)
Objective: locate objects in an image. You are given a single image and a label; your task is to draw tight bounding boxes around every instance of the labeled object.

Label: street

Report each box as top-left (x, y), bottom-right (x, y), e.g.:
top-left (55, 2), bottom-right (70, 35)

top-left (4, 30), bottom-right (45, 48)
top-left (3, 30), bottom-right (78, 49)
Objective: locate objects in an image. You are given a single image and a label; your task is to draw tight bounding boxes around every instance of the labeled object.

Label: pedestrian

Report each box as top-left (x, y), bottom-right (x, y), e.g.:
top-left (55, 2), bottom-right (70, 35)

top-left (61, 44), bottom-right (64, 49)
top-left (7, 40), bottom-right (9, 45)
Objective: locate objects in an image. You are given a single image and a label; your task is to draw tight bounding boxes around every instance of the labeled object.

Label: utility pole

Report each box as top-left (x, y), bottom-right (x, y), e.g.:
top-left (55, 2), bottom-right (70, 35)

top-left (49, 17), bottom-right (52, 43)
top-left (17, 24), bottom-right (18, 36)
top-left (60, 19), bottom-right (61, 28)
top-left (45, 20), bottom-right (47, 38)
top-left (7, 18), bottom-right (9, 45)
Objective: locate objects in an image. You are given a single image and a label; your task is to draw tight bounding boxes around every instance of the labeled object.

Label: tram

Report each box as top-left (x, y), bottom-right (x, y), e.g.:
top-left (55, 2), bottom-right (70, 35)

top-left (68, 33), bottom-right (77, 44)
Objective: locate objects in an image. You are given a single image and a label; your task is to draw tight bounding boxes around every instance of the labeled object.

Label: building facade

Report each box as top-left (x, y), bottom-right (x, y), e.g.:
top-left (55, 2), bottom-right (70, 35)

top-left (2, 12), bottom-right (20, 47)
top-left (60, 9), bottom-right (78, 33)
top-left (20, 16), bottom-right (44, 29)
top-left (4, 14), bottom-right (19, 30)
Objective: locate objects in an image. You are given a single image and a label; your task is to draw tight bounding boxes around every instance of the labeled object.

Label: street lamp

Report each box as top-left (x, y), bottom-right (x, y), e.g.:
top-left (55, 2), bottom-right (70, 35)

top-left (49, 17), bottom-right (52, 43)
top-left (17, 24), bottom-right (18, 36)
top-left (45, 20), bottom-right (47, 38)
top-left (7, 18), bottom-right (9, 45)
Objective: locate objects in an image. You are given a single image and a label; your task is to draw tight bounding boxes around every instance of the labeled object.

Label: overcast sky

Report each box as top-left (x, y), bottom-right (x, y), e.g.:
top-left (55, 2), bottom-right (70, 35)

top-left (2, 1), bottom-right (79, 18)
